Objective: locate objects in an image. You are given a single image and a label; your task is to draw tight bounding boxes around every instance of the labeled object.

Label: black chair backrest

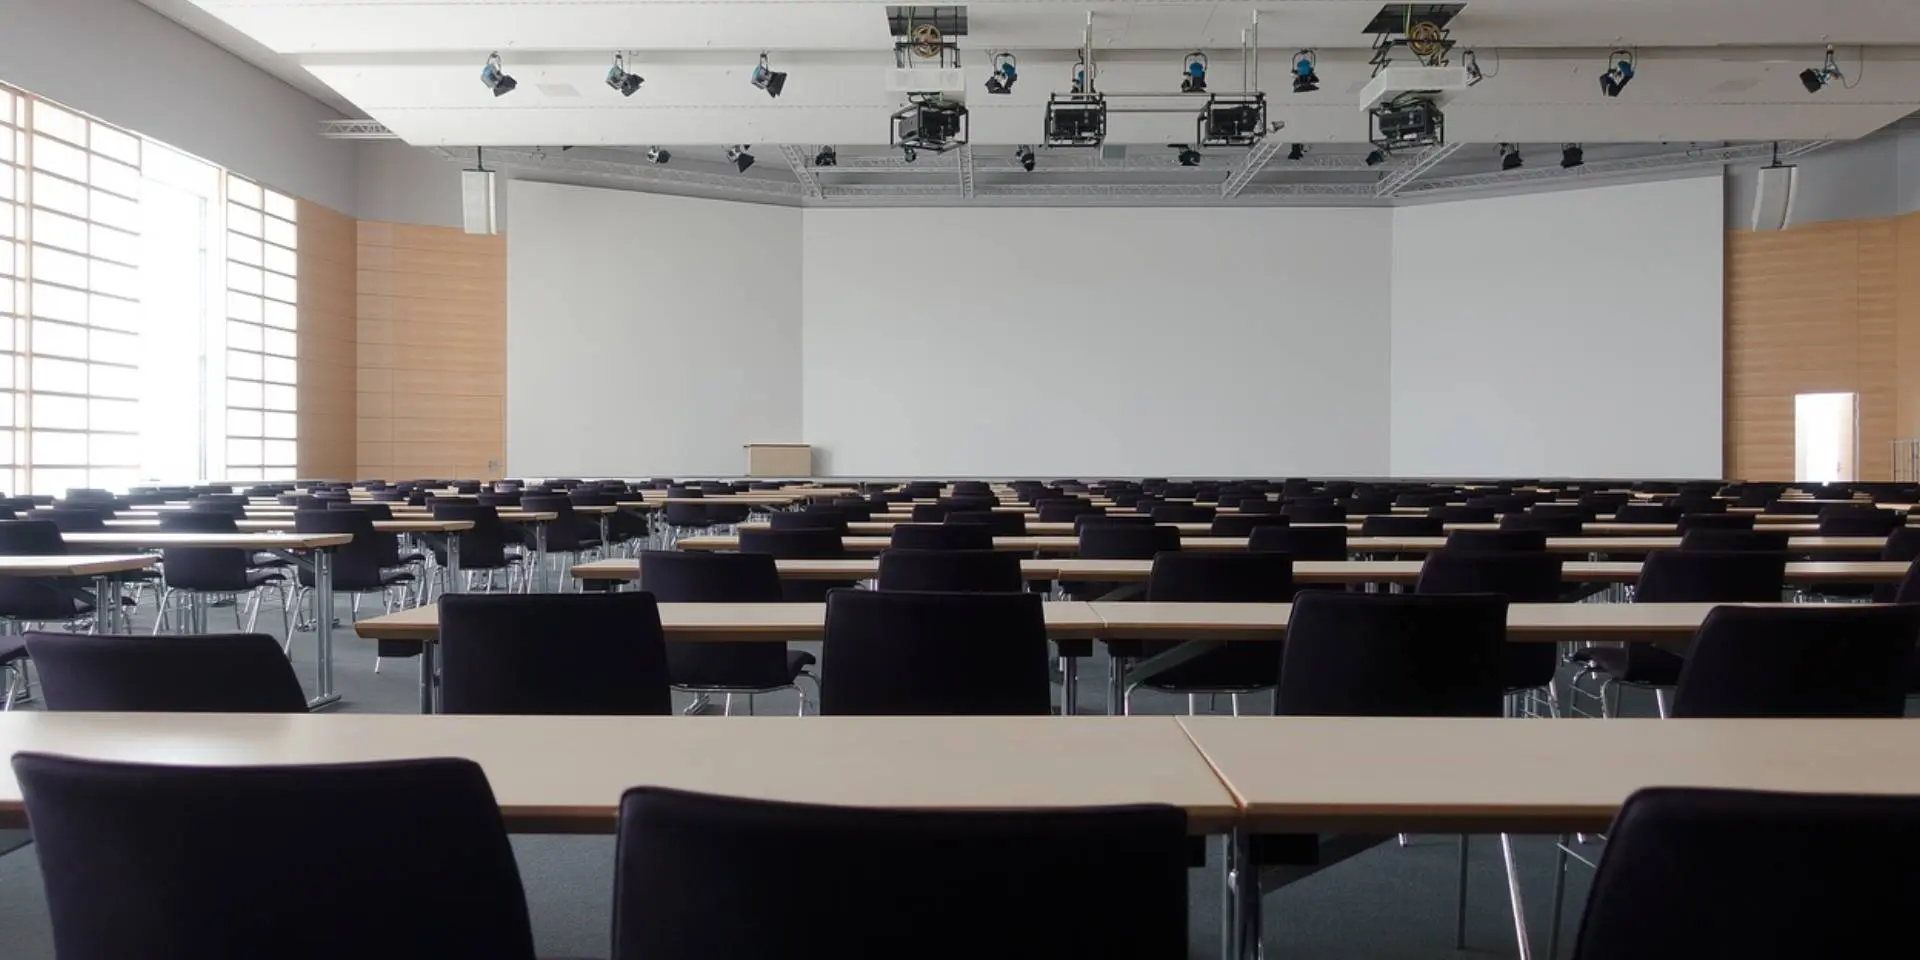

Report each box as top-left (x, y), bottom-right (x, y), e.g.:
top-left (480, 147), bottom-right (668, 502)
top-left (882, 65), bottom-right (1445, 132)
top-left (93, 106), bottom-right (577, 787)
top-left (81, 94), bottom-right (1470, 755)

top-left (768, 511), bottom-right (846, 533)
top-left (157, 511), bottom-right (251, 591)
top-left (1209, 514), bottom-right (1290, 536)
top-left (1816, 510), bottom-right (1903, 537)
top-left (820, 590), bottom-right (1050, 716)
top-left (876, 549), bottom-right (1025, 593)
top-left (1677, 513), bottom-right (1754, 533)
top-left (1670, 605), bottom-right (1920, 718)
top-left (293, 509), bottom-right (390, 591)
top-left (430, 502), bottom-right (509, 568)
top-left (159, 511), bottom-right (238, 532)
top-left (1611, 503), bottom-right (1683, 523)
top-left (1763, 499), bottom-right (1823, 515)
top-left (1499, 513), bottom-right (1584, 535)
top-left (1570, 787), bottom-right (1920, 960)
top-left (1249, 524), bottom-right (1347, 560)
top-left (1676, 530), bottom-right (1789, 553)
top-left (1416, 552), bottom-right (1563, 601)
top-left (948, 510), bottom-right (1026, 535)
top-left (1281, 504), bottom-right (1347, 524)
top-left (1275, 592), bottom-right (1509, 717)
top-left (1635, 550), bottom-right (1787, 602)
top-left (1037, 503), bottom-right (1104, 523)
top-left (890, 522), bottom-right (993, 551)
top-left (909, 503), bottom-right (953, 522)
top-left (1149, 504), bottom-right (1216, 523)
top-left (1145, 551), bottom-right (1293, 602)
top-left (738, 527), bottom-right (845, 559)
top-left (12, 753), bottom-right (538, 960)
top-left (438, 593), bottom-right (671, 715)
top-left (1443, 529), bottom-right (1546, 553)
top-left (1359, 515), bottom-right (1444, 537)
top-left (1430, 505), bottom-right (1498, 524)
top-left (1077, 523), bottom-right (1180, 559)
top-left (610, 787), bottom-right (1186, 960)
top-left (24, 633), bottom-right (308, 712)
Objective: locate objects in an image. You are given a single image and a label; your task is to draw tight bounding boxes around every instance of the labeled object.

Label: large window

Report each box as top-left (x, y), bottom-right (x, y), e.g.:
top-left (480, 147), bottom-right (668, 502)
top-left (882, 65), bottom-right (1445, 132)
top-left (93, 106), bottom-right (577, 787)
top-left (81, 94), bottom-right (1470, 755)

top-left (0, 79), bottom-right (278, 493)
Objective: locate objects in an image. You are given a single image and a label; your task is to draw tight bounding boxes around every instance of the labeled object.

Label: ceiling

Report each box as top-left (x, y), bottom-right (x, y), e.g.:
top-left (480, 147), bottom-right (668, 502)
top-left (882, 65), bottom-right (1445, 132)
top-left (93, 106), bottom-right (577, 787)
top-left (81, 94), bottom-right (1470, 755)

top-left (140, 1), bottom-right (1920, 205)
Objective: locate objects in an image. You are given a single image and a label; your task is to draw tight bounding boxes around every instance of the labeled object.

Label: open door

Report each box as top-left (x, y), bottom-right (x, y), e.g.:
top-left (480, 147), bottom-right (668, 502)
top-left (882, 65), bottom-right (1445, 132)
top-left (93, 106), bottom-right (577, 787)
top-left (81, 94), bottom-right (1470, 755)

top-left (1794, 392), bottom-right (1858, 483)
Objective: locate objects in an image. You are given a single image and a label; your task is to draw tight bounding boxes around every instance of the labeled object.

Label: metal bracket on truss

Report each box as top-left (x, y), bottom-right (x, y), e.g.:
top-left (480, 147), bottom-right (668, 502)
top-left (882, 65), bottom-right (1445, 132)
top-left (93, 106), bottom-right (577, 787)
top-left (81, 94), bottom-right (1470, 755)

top-left (957, 144), bottom-right (976, 199)
top-left (1372, 142), bottom-right (1462, 196)
top-left (779, 145), bottom-right (823, 199)
top-left (1220, 139), bottom-right (1285, 198)
top-left (318, 120), bottom-right (398, 140)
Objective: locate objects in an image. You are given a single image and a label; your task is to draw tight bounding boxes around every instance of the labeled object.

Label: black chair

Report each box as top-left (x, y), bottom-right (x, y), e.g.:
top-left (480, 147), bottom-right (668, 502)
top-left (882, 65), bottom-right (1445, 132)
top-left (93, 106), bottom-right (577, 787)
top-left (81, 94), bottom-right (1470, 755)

top-left (611, 787), bottom-right (1186, 960)
top-left (1038, 503), bottom-right (1104, 523)
top-left (1565, 786), bottom-right (1920, 960)
top-left (876, 549), bottom-right (1024, 593)
top-left (1430, 505), bottom-right (1497, 524)
top-left (767, 511), bottom-right (845, 533)
top-left (13, 753), bottom-right (538, 960)
top-left (1150, 504), bottom-right (1216, 523)
top-left (1816, 509), bottom-right (1903, 537)
top-left (153, 511), bottom-right (286, 637)
top-left (820, 590), bottom-right (1050, 715)
top-left (1574, 550), bottom-right (1788, 716)
top-left (437, 593), bottom-right (671, 715)
top-left (737, 526), bottom-right (850, 603)
top-left (1677, 529), bottom-right (1789, 552)
top-left (1668, 604), bottom-right (1919, 718)
top-left (429, 503), bottom-right (522, 593)
top-left (25, 632), bottom-right (307, 712)
top-left (1359, 515), bottom-right (1444, 537)
top-left (1763, 499), bottom-right (1824, 515)
top-left (294, 510), bottom-right (414, 629)
top-left (1445, 529), bottom-right (1546, 553)
top-left (909, 503), bottom-right (953, 522)
top-left (638, 552), bottom-right (815, 714)
top-left (1249, 524), bottom-right (1347, 560)
top-left (1500, 513), bottom-right (1585, 536)
top-left (1118, 552), bottom-right (1294, 713)
top-left (948, 510), bottom-right (1026, 535)
top-left (890, 522), bottom-right (991, 551)
top-left (1064, 523), bottom-right (1181, 601)
top-left (1676, 512), bottom-right (1754, 533)
top-left (1610, 503), bottom-right (1682, 523)
top-left (1209, 515), bottom-right (1291, 536)
top-left (1281, 503), bottom-right (1347, 524)
top-left (1417, 551), bottom-right (1566, 711)
top-left (519, 493), bottom-right (600, 578)
top-left (0, 520), bottom-right (95, 628)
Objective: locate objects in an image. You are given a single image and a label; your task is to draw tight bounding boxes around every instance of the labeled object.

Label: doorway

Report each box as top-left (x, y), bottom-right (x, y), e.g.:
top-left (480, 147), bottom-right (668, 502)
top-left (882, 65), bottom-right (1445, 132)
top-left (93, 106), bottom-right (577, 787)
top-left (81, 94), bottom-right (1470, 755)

top-left (1794, 392), bottom-right (1858, 483)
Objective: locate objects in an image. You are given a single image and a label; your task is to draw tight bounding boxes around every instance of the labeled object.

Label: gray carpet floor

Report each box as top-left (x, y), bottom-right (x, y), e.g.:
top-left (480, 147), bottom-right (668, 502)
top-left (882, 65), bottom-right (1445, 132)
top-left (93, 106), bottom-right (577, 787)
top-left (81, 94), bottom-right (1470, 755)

top-left (0, 588), bottom-right (1654, 959)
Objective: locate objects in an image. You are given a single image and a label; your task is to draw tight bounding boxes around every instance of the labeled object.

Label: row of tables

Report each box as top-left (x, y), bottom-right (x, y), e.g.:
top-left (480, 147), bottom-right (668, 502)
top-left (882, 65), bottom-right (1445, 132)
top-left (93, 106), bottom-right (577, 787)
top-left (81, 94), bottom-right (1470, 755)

top-left (674, 533), bottom-right (1896, 555)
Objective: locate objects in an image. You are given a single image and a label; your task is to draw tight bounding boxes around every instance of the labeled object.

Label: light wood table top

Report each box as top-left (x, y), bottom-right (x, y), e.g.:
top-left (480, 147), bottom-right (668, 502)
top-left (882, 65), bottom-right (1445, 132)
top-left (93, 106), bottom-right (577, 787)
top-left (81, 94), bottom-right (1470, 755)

top-left (570, 558), bottom-right (1910, 586)
top-left (60, 532), bottom-right (355, 550)
top-left (353, 600), bottom-right (1107, 644)
top-left (0, 555), bottom-right (158, 577)
top-left (1091, 601), bottom-right (1761, 643)
top-left (673, 534), bottom-right (1891, 556)
top-left (106, 519), bottom-right (474, 534)
top-left (1180, 715), bottom-right (1920, 833)
top-left (0, 712), bottom-right (1235, 833)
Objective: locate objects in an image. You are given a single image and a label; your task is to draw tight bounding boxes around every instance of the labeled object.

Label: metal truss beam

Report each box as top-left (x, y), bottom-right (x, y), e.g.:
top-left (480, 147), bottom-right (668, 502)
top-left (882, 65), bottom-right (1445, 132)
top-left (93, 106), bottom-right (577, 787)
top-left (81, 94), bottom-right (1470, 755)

top-left (811, 151), bottom-right (1377, 174)
top-left (428, 147), bottom-right (804, 201)
top-left (1401, 141), bottom-right (1822, 196)
top-left (779, 145), bottom-right (823, 199)
top-left (957, 144), bottom-right (975, 199)
top-left (1221, 139), bottom-right (1286, 199)
top-left (1372, 142), bottom-right (1462, 197)
top-left (318, 120), bottom-right (398, 140)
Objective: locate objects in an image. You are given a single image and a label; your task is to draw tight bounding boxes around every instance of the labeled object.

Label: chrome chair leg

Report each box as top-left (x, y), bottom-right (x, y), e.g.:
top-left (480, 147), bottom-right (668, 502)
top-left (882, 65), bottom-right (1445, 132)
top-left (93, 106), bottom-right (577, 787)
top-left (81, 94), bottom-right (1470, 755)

top-left (1455, 835), bottom-right (1469, 948)
top-left (1501, 833), bottom-right (1533, 960)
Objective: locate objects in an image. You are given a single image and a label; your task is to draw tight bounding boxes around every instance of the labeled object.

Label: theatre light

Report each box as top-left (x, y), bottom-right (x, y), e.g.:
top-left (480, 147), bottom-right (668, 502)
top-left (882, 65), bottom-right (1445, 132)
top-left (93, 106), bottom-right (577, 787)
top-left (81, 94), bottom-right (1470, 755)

top-left (813, 146), bottom-right (837, 167)
top-left (1364, 149), bottom-right (1387, 167)
top-left (751, 52), bottom-right (787, 98)
top-left (726, 146), bottom-right (755, 173)
top-left (1015, 145), bottom-right (1036, 172)
top-left (1171, 144), bottom-right (1202, 167)
top-left (1291, 50), bottom-right (1319, 94)
top-left (479, 52), bottom-right (517, 97)
top-left (1181, 52), bottom-right (1208, 94)
top-left (645, 147), bottom-right (670, 165)
top-left (1287, 143), bottom-right (1306, 161)
top-left (1599, 50), bottom-right (1635, 98)
top-left (1561, 143), bottom-right (1584, 169)
top-left (986, 53), bottom-right (1018, 95)
top-left (605, 52), bottom-right (643, 97)
top-left (1801, 45), bottom-right (1843, 94)
top-left (1500, 143), bottom-right (1523, 171)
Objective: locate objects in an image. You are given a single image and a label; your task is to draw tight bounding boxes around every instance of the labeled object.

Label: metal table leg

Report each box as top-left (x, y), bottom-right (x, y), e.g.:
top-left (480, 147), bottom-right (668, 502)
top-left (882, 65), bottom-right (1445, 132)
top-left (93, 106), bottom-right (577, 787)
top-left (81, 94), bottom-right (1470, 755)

top-left (598, 514), bottom-right (612, 559)
top-left (1060, 654), bottom-right (1078, 715)
top-left (1224, 827), bottom-right (1262, 960)
top-left (444, 532), bottom-right (463, 596)
top-left (417, 640), bottom-right (436, 714)
top-left (91, 574), bottom-right (123, 633)
top-left (308, 548), bottom-right (341, 710)
top-left (533, 521), bottom-right (549, 591)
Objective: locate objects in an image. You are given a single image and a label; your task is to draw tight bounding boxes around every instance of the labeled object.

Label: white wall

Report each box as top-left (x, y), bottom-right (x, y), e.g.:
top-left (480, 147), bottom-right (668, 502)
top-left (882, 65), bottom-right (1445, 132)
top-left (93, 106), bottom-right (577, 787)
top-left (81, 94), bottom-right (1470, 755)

top-left (0, 0), bottom-right (358, 213)
top-left (802, 208), bottom-right (1394, 477)
top-left (354, 141), bottom-right (480, 228)
top-left (1390, 176), bottom-right (1725, 478)
top-left (506, 181), bottom-right (802, 476)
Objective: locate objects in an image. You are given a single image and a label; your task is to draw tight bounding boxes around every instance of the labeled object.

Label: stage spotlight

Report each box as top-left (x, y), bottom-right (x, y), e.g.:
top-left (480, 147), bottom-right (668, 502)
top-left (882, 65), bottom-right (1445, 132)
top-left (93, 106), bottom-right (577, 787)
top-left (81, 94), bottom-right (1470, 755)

top-left (1802, 45), bottom-right (1842, 94)
top-left (1291, 50), bottom-right (1319, 94)
top-left (646, 146), bottom-right (671, 165)
top-left (1500, 143), bottom-right (1523, 171)
top-left (605, 52), bottom-right (643, 97)
top-left (1599, 50), bottom-right (1635, 98)
top-left (1181, 52), bottom-right (1208, 93)
top-left (751, 52), bottom-right (787, 98)
top-left (813, 146), bottom-right (837, 167)
top-left (1463, 49), bottom-right (1485, 86)
top-left (1016, 145), bottom-right (1036, 172)
top-left (986, 52), bottom-right (1018, 95)
top-left (479, 52), bottom-right (517, 97)
top-left (1287, 143), bottom-right (1305, 161)
top-left (1561, 143), bottom-right (1584, 169)
top-left (902, 146), bottom-right (918, 163)
top-left (1171, 144), bottom-right (1202, 167)
top-left (1364, 149), bottom-right (1386, 167)
top-left (726, 145), bottom-right (755, 173)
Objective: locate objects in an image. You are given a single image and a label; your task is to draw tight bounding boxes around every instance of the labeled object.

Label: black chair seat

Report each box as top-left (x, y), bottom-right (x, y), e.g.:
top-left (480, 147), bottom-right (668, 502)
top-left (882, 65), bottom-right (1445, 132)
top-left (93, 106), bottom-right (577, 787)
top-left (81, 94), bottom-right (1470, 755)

top-left (787, 649), bottom-right (817, 677)
top-left (245, 570), bottom-right (286, 588)
top-left (1578, 645), bottom-right (1684, 686)
top-left (397, 552), bottom-right (426, 565)
top-left (380, 570), bottom-right (416, 586)
top-left (0, 636), bottom-right (25, 665)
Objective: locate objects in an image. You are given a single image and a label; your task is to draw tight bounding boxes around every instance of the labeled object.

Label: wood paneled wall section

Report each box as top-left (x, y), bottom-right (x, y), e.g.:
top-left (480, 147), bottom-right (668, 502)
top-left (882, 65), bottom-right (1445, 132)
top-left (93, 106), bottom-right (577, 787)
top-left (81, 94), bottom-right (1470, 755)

top-left (295, 200), bottom-right (359, 479)
top-left (1725, 218), bottom-right (1904, 480)
top-left (355, 222), bottom-right (506, 480)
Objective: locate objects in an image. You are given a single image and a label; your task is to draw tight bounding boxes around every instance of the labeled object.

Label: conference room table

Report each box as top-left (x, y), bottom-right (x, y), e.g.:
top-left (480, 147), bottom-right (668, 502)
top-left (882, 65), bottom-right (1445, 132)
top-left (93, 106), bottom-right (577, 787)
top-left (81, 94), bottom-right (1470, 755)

top-left (0, 554), bottom-right (160, 636)
top-left (60, 532), bottom-right (354, 709)
top-left (757, 519), bottom-right (1848, 537)
top-left (673, 534), bottom-right (1893, 556)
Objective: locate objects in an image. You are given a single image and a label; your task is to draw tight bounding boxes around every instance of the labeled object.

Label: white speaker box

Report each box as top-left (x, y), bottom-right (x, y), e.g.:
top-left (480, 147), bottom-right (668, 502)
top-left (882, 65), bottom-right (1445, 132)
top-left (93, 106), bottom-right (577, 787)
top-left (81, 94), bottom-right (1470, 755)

top-left (1751, 163), bottom-right (1798, 231)
top-left (461, 169), bottom-right (498, 235)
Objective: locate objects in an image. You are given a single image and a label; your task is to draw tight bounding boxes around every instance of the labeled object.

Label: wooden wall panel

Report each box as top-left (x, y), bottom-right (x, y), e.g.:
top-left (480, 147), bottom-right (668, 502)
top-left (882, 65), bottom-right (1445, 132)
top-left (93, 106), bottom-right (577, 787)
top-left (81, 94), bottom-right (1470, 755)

top-left (355, 222), bottom-right (506, 481)
top-left (1725, 215), bottom-right (1912, 480)
top-left (296, 199), bottom-right (359, 479)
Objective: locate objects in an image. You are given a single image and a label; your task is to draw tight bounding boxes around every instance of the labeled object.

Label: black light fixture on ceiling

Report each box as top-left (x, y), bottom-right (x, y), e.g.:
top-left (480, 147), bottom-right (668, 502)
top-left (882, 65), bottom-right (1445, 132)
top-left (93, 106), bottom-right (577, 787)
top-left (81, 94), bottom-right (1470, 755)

top-left (1015, 145), bottom-right (1036, 172)
top-left (1463, 49), bottom-right (1485, 86)
top-left (479, 51), bottom-right (517, 97)
top-left (986, 52), bottom-right (1018, 95)
top-left (1287, 143), bottom-right (1306, 160)
top-left (813, 146), bottom-right (837, 167)
top-left (751, 52), bottom-right (787, 98)
top-left (1560, 143), bottom-right (1584, 168)
top-left (1291, 50), bottom-right (1320, 94)
top-left (1170, 144), bottom-right (1203, 167)
top-left (605, 52), bottom-right (643, 97)
top-left (645, 146), bottom-right (671, 165)
top-left (1365, 149), bottom-right (1387, 167)
top-left (1181, 52), bottom-right (1208, 93)
top-left (726, 145), bottom-right (755, 173)
top-left (1801, 45), bottom-right (1844, 94)
top-left (1500, 143), bottom-right (1523, 171)
top-left (1599, 49), bottom-right (1635, 98)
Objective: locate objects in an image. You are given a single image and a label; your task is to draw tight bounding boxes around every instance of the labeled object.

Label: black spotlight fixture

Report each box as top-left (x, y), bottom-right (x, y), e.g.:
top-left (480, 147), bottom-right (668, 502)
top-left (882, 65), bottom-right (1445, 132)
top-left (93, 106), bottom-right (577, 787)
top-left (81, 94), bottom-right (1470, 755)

top-left (1801, 45), bottom-right (1843, 94)
top-left (1181, 52), bottom-right (1208, 93)
top-left (1364, 149), bottom-right (1387, 167)
top-left (751, 52), bottom-right (787, 98)
top-left (605, 52), bottom-right (643, 97)
top-left (646, 146), bottom-right (671, 165)
top-left (1015, 145), bottom-right (1036, 172)
top-left (1291, 50), bottom-right (1319, 94)
top-left (1599, 49), bottom-right (1635, 98)
top-left (1287, 143), bottom-right (1305, 161)
top-left (1499, 143), bottom-right (1523, 171)
top-left (479, 51), bottom-right (517, 97)
top-left (726, 145), bottom-right (755, 173)
top-left (813, 146), bottom-right (837, 167)
top-left (1560, 143), bottom-right (1584, 169)
top-left (901, 146), bottom-right (918, 163)
top-left (986, 52), bottom-right (1018, 95)
top-left (1170, 144), bottom-right (1203, 167)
